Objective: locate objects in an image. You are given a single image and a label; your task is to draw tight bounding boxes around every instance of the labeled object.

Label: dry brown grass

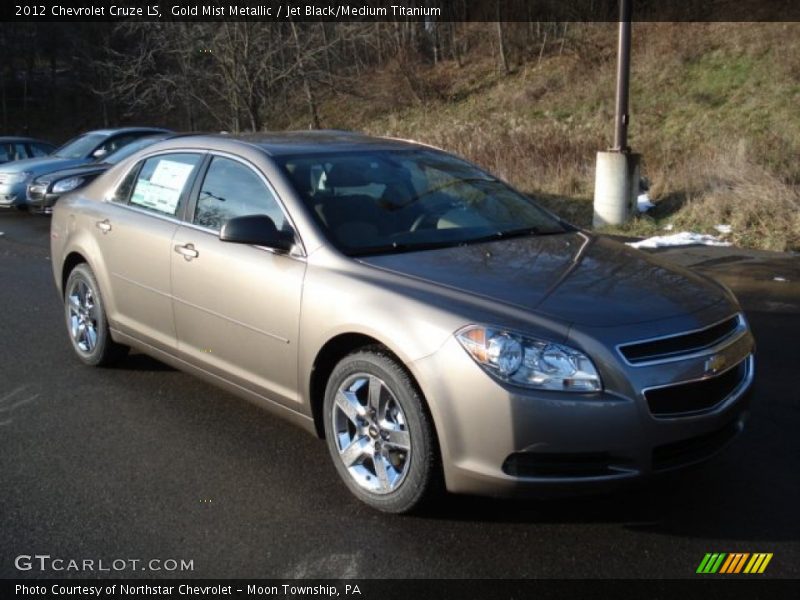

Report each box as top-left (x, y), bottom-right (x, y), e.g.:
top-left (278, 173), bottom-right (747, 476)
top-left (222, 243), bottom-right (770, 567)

top-left (308, 22), bottom-right (800, 252)
top-left (651, 147), bottom-right (800, 251)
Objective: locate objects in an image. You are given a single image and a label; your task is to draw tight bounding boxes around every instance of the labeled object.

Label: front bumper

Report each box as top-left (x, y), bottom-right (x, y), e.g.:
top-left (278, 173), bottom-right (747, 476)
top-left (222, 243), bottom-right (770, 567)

top-left (412, 310), bottom-right (755, 498)
top-left (25, 185), bottom-right (58, 214)
top-left (0, 182), bottom-right (26, 208)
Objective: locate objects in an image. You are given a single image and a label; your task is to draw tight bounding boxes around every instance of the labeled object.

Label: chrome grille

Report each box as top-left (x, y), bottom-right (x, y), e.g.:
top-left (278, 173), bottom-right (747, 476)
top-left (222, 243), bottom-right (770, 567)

top-left (618, 314), bottom-right (744, 366)
top-left (644, 355), bottom-right (751, 417)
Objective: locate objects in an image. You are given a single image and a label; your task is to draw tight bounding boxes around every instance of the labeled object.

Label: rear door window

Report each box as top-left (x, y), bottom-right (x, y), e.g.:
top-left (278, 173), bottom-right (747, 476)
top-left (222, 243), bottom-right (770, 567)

top-left (128, 154), bottom-right (203, 217)
top-left (0, 142), bottom-right (27, 162)
top-left (12, 143), bottom-right (27, 160)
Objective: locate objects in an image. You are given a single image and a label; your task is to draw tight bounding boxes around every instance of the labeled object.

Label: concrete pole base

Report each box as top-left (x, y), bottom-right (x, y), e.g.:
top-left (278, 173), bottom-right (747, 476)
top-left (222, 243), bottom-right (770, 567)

top-left (593, 151), bottom-right (640, 227)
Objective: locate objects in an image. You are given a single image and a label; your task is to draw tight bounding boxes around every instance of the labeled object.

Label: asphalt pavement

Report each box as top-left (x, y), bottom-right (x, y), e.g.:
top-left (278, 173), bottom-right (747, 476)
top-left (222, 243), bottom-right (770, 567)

top-left (1, 210), bottom-right (798, 579)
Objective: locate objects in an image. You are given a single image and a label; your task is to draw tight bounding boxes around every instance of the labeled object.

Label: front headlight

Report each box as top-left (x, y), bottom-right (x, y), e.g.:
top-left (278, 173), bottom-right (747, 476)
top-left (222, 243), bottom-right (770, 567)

top-left (52, 176), bottom-right (84, 194)
top-left (456, 325), bottom-right (602, 392)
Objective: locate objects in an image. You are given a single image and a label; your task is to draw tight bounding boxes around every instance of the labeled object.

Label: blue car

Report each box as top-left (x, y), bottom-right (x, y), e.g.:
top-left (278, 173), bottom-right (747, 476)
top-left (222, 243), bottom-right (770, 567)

top-left (0, 127), bottom-right (169, 209)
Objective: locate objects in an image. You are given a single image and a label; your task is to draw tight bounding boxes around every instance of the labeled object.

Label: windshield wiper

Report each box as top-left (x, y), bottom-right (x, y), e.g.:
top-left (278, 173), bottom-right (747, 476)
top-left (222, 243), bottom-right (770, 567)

top-left (349, 225), bottom-right (567, 257)
top-left (350, 239), bottom-right (467, 257)
top-left (459, 226), bottom-right (566, 246)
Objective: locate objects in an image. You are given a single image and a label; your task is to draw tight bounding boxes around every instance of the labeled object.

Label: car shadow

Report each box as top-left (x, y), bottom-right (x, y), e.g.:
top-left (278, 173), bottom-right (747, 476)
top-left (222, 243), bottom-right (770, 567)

top-left (415, 447), bottom-right (798, 542)
top-left (111, 352), bottom-right (176, 372)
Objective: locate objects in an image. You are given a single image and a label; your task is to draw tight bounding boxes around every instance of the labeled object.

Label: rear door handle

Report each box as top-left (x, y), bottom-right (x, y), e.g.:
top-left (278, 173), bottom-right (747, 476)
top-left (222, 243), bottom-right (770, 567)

top-left (95, 219), bottom-right (112, 233)
top-left (174, 243), bottom-right (199, 260)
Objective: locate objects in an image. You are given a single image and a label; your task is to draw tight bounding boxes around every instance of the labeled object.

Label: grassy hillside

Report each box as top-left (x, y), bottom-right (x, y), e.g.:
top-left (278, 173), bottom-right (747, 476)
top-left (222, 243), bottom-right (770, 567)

top-left (289, 22), bottom-right (800, 251)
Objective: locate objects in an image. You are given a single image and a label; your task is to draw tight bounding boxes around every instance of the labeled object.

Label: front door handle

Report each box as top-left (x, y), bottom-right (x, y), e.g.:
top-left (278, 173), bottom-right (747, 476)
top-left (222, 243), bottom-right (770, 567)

top-left (95, 219), bottom-right (112, 234)
top-left (174, 243), bottom-right (199, 260)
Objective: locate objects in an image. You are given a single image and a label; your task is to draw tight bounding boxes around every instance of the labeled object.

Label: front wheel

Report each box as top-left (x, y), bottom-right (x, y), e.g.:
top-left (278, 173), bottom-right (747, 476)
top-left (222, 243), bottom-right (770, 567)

top-left (64, 263), bottom-right (128, 366)
top-left (323, 348), bottom-right (440, 513)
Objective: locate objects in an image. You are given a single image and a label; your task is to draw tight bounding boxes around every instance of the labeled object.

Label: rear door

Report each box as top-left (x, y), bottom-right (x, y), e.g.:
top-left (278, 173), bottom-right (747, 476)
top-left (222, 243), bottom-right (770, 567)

top-left (95, 152), bottom-right (204, 351)
top-left (170, 153), bottom-right (306, 408)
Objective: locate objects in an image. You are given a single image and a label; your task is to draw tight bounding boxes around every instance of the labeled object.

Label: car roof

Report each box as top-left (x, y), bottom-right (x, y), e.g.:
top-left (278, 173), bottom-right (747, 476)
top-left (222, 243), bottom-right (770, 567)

top-left (0, 136), bottom-right (53, 144)
top-left (81, 127), bottom-right (171, 138)
top-left (152, 130), bottom-right (427, 157)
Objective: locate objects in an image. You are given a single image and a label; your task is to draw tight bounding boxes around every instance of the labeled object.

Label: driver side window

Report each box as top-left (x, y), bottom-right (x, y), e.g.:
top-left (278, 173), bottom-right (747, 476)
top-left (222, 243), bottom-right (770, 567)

top-left (99, 134), bottom-right (140, 157)
top-left (193, 156), bottom-right (286, 232)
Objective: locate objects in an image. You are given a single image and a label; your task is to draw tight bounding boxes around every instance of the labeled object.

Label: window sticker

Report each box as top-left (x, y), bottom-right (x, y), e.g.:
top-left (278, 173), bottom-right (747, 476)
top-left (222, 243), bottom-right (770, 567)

top-left (131, 158), bottom-right (195, 215)
top-left (131, 180), bottom-right (180, 215)
top-left (150, 159), bottom-right (195, 191)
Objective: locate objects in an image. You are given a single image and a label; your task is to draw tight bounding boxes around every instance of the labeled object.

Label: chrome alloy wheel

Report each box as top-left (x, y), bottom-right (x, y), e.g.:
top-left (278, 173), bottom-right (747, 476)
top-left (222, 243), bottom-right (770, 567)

top-left (67, 278), bottom-right (98, 354)
top-left (332, 374), bottom-right (412, 494)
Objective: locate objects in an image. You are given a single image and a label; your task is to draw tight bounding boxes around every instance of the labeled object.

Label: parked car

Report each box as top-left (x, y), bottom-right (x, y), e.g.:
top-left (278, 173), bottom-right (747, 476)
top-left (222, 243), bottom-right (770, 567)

top-left (0, 136), bottom-right (56, 164)
top-left (50, 132), bottom-right (755, 513)
top-left (0, 127), bottom-right (169, 209)
top-left (26, 133), bottom-right (175, 214)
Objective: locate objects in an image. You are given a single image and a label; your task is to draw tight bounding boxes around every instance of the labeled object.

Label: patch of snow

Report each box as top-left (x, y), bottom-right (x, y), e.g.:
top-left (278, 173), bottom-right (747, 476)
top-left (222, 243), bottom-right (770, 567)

top-left (663, 223), bottom-right (674, 231)
top-left (637, 193), bottom-right (655, 213)
top-left (627, 232), bottom-right (733, 249)
top-left (773, 276), bottom-right (788, 282)
top-left (714, 224), bottom-right (732, 234)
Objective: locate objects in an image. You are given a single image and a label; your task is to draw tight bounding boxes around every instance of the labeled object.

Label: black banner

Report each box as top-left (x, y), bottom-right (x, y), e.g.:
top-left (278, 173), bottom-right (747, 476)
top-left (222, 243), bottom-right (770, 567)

top-left (3, 579), bottom-right (800, 600)
top-left (2, 0), bottom-right (800, 23)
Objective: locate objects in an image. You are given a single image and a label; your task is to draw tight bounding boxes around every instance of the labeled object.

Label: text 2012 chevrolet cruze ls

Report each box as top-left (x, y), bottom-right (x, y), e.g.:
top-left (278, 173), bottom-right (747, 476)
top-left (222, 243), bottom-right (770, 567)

top-left (50, 132), bottom-right (755, 513)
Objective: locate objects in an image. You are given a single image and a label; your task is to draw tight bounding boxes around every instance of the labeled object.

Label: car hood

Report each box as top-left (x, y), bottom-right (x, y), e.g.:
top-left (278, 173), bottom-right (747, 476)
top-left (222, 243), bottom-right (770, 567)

top-left (0, 156), bottom-right (89, 176)
top-left (357, 232), bottom-right (726, 327)
top-left (33, 163), bottom-right (109, 185)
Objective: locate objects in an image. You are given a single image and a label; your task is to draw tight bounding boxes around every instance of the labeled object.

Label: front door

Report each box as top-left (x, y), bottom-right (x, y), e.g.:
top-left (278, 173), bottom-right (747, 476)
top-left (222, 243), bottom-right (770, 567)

top-left (170, 154), bottom-right (305, 408)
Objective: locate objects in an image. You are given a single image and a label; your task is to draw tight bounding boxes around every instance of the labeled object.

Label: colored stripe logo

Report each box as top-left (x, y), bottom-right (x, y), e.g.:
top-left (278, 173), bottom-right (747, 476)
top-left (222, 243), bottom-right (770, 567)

top-left (697, 553), bottom-right (773, 574)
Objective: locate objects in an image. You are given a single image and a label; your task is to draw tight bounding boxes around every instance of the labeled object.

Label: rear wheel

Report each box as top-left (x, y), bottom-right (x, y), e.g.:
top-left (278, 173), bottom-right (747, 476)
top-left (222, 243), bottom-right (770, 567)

top-left (323, 348), bottom-right (440, 513)
top-left (64, 263), bottom-right (128, 366)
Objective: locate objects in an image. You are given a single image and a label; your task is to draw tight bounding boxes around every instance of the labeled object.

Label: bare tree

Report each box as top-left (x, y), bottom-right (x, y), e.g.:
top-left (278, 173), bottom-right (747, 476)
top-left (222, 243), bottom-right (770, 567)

top-left (495, 3), bottom-right (509, 75)
top-left (290, 20), bottom-right (321, 129)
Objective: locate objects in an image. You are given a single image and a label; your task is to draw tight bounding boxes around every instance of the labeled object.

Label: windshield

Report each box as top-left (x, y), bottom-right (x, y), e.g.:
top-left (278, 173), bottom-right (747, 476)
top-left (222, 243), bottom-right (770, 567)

top-left (54, 133), bottom-right (106, 159)
top-left (104, 135), bottom-right (169, 165)
top-left (277, 149), bottom-right (566, 256)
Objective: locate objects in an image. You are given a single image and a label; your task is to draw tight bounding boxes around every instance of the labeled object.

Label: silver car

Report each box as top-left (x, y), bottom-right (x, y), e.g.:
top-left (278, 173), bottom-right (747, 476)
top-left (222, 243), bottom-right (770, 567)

top-left (0, 127), bottom-right (168, 209)
top-left (50, 132), bottom-right (755, 513)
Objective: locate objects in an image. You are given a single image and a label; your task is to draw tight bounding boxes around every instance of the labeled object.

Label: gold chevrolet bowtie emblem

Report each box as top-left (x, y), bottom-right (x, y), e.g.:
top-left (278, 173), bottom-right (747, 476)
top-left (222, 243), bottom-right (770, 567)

top-left (705, 354), bottom-right (727, 374)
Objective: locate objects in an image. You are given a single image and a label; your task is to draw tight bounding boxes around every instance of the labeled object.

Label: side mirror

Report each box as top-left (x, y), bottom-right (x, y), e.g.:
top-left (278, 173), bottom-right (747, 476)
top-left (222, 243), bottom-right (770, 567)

top-left (92, 148), bottom-right (108, 159)
top-left (219, 214), bottom-right (295, 252)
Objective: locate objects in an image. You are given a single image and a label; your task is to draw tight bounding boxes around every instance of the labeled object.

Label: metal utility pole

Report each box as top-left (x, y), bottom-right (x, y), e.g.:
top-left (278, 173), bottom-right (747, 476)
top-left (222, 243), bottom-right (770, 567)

top-left (593, 0), bottom-right (640, 227)
top-left (613, 0), bottom-right (632, 152)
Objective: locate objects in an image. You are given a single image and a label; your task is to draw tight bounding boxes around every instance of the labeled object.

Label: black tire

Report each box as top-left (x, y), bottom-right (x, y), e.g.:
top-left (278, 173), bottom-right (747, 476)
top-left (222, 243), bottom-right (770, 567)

top-left (323, 347), bottom-right (441, 513)
top-left (64, 263), bottom-right (128, 366)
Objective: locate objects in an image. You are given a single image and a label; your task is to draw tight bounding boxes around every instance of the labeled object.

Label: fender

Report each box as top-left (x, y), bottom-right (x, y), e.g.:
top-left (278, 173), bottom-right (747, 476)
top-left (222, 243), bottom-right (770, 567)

top-left (54, 197), bottom-right (121, 333)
